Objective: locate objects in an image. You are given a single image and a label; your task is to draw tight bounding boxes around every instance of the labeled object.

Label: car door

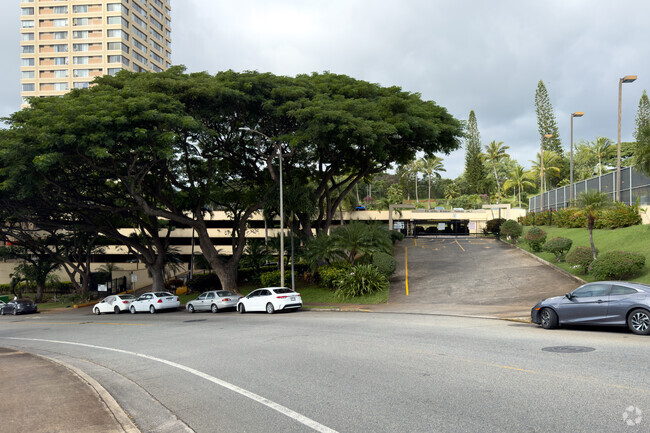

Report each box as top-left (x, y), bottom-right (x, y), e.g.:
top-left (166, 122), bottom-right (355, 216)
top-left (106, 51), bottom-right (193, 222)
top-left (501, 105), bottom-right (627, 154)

top-left (134, 294), bottom-right (152, 312)
top-left (195, 292), bottom-right (208, 311)
top-left (245, 290), bottom-right (262, 311)
top-left (257, 290), bottom-right (273, 311)
top-left (556, 283), bottom-right (611, 324)
top-left (99, 297), bottom-right (114, 313)
top-left (205, 292), bottom-right (216, 310)
top-left (605, 284), bottom-right (640, 325)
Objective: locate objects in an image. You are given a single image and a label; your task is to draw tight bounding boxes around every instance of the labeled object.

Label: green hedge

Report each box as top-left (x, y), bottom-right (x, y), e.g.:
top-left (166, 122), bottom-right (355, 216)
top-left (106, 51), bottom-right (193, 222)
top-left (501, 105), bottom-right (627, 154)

top-left (260, 270), bottom-right (291, 287)
top-left (317, 264), bottom-right (351, 289)
top-left (566, 246), bottom-right (597, 274)
top-left (519, 203), bottom-right (642, 229)
top-left (500, 220), bottom-right (523, 244)
top-left (187, 274), bottom-right (221, 292)
top-left (524, 227), bottom-right (547, 252)
top-left (589, 251), bottom-right (646, 280)
top-left (372, 252), bottom-right (397, 276)
top-left (542, 237), bottom-right (573, 262)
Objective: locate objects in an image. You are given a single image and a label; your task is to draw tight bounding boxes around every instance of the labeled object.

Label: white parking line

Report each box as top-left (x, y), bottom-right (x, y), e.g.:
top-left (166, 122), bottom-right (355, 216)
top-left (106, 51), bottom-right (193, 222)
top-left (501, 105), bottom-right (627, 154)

top-left (4, 337), bottom-right (338, 433)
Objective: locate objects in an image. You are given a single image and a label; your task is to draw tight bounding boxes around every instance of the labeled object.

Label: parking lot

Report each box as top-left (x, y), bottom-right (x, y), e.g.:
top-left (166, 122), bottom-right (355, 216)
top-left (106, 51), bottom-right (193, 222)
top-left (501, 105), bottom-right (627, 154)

top-left (387, 237), bottom-right (581, 317)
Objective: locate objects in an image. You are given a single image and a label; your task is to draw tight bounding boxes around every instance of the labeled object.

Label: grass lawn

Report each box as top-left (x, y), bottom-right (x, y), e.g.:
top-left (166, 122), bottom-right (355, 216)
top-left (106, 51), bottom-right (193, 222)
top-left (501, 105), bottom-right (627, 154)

top-left (519, 224), bottom-right (650, 284)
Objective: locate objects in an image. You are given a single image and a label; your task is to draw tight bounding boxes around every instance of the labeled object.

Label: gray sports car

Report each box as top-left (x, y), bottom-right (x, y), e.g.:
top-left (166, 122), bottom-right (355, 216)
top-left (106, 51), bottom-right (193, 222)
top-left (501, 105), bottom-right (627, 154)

top-left (531, 281), bottom-right (650, 335)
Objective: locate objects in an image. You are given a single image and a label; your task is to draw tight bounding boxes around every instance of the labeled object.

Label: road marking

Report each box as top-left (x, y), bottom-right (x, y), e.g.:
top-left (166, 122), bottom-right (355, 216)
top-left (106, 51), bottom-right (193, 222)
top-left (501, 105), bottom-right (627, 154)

top-left (0, 321), bottom-right (150, 326)
top-left (405, 247), bottom-right (410, 296)
top-left (454, 240), bottom-right (466, 252)
top-left (3, 337), bottom-right (339, 433)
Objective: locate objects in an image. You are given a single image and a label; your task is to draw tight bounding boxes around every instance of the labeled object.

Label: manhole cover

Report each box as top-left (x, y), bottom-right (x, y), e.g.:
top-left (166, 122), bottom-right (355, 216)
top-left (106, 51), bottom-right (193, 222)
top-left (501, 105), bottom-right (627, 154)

top-left (542, 346), bottom-right (595, 353)
top-left (183, 319), bottom-right (207, 323)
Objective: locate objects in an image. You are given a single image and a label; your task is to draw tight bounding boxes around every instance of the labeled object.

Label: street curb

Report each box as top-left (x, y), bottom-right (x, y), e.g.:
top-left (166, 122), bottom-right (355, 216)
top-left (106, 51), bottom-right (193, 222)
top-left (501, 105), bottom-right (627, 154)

top-left (498, 238), bottom-right (587, 285)
top-left (73, 302), bottom-right (95, 309)
top-left (36, 353), bottom-right (141, 433)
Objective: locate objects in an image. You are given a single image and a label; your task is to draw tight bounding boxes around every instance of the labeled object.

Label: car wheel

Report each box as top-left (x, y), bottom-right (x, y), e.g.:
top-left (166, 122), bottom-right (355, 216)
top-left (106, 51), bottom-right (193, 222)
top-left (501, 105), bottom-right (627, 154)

top-left (266, 303), bottom-right (275, 314)
top-left (149, 305), bottom-right (156, 314)
top-left (0, 309), bottom-right (4, 316)
top-left (540, 308), bottom-right (558, 329)
top-left (94, 307), bottom-right (101, 315)
top-left (12, 309), bottom-right (18, 316)
top-left (211, 304), bottom-right (218, 313)
top-left (238, 304), bottom-right (245, 314)
top-left (114, 306), bottom-right (121, 314)
top-left (628, 309), bottom-right (650, 335)
top-left (188, 304), bottom-right (195, 313)
top-left (130, 306), bottom-right (136, 314)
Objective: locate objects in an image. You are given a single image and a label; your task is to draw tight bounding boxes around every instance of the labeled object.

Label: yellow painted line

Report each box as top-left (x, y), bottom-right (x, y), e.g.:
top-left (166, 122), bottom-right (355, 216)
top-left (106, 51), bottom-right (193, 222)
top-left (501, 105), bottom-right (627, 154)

top-left (405, 247), bottom-right (409, 296)
top-left (454, 239), bottom-right (466, 252)
top-left (414, 238), bottom-right (417, 247)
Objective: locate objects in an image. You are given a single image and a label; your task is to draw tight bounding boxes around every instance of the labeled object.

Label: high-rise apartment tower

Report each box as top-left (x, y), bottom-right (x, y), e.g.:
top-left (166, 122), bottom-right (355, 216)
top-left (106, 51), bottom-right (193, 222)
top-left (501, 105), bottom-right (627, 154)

top-left (19, 0), bottom-right (171, 105)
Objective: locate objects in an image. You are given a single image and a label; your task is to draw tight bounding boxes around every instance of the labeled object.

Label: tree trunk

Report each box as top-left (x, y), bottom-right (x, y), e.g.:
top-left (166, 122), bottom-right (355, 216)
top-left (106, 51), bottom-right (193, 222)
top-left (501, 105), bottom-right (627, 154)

top-left (35, 282), bottom-right (45, 303)
top-left (494, 166), bottom-right (501, 204)
top-left (150, 267), bottom-right (166, 292)
top-left (428, 174), bottom-right (432, 210)
top-left (415, 177), bottom-right (419, 203)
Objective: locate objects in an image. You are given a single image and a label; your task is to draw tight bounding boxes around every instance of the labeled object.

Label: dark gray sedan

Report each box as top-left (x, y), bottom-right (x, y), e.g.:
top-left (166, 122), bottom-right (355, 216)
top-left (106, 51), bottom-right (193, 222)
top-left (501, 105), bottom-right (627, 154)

top-left (0, 299), bottom-right (38, 316)
top-left (531, 281), bottom-right (650, 335)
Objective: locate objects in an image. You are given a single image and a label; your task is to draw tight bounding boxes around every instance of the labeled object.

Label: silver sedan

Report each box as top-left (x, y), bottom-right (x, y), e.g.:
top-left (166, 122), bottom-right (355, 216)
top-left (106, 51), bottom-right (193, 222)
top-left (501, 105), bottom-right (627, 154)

top-left (186, 290), bottom-right (240, 313)
top-left (531, 281), bottom-right (650, 335)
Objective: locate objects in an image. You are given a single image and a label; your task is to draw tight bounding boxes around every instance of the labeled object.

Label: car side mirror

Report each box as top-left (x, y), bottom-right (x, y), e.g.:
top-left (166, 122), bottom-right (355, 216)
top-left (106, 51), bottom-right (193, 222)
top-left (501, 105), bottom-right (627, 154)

top-left (565, 293), bottom-right (573, 300)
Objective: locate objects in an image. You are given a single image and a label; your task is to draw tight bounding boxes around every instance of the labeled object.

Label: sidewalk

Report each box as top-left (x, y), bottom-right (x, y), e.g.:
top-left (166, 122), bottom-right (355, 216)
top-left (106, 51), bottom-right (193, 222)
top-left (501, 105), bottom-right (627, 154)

top-left (0, 348), bottom-right (139, 433)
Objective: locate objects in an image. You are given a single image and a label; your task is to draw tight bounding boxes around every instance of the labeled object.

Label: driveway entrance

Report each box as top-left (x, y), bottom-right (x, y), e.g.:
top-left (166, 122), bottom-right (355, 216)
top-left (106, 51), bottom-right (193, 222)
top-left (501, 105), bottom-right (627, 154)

top-left (386, 237), bottom-right (581, 317)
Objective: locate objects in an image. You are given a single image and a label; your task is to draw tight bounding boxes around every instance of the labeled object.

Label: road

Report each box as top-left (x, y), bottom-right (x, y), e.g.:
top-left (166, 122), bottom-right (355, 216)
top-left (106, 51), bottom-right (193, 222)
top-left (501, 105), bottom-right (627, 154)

top-left (1, 309), bottom-right (648, 432)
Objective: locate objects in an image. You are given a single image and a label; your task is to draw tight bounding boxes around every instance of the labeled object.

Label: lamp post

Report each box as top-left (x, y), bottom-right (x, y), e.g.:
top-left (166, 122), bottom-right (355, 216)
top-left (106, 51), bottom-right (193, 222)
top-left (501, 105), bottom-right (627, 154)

top-left (240, 127), bottom-right (287, 288)
top-left (617, 75), bottom-right (637, 202)
top-left (569, 112), bottom-right (584, 203)
top-left (540, 133), bottom-right (553, 212)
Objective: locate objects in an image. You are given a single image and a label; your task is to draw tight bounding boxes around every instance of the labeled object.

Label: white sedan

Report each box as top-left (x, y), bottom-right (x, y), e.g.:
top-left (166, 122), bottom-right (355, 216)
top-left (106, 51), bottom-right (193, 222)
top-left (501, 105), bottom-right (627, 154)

top-left (129, 292), bottom-right (180, 314)
top-left (186, 290), bottom-right (241, 313)
top-left (93, 294), bottom-right (137, 314)
top-left (237, 287), bottom-right (302, 314)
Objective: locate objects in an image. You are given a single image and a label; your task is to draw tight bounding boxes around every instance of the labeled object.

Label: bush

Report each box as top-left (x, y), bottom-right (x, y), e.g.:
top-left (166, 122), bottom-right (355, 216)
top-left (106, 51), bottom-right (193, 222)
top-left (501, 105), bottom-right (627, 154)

top-left (485, 218), bottom-right (506, 235)
top-left (390, 230), bottom-right (405, 243)
top-left (260, 270), bottom-right (291, 287)
top-left (372, 252), bottom-right (397, 276)
top-left (317, 264), bottom-right (350, 289)
top-left (237, 265), bottom-right (277, 283)
top-left (595, 202), bottom-right (643, 229)
top-left (500, 220), bottom-right (523, 244)
top-left (542, 237), bottom-right (573, 262)
top-left (589, 251), bottom-right (646, 280)
top-left (187, 274), bottom-right (221, 292)
top-left (334, 264), bottom-right (389, 299)
top-left (165, 278), bottom-right (185, 291)
top-left (566, 246), bottom-right (597, 274)
top-left (524, 227), bottom-right (547, 252)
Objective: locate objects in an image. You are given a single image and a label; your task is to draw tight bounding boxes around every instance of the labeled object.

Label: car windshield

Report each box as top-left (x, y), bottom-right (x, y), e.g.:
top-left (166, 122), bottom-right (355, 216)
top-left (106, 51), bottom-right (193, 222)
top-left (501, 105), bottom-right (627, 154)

top-left (273, 288), bottom-right (293, 294)
top-left (217, 291), bottom-right (236, 297)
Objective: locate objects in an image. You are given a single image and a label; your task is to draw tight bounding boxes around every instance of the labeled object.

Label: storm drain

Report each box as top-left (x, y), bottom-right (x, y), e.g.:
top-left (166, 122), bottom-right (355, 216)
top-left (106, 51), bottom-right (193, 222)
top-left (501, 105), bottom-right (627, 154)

top-left (542, 346), bottom-right (595, 353)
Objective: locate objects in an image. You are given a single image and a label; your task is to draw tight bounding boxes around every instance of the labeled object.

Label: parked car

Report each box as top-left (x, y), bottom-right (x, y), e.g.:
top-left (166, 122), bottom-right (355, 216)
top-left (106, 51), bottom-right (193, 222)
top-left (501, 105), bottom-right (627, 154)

top-left (129, 292), bottom-right (180, 314)
top-left (0, 299), bottom-right (38, 316)
top-left (354, 206), bottom-right (366, 211)
top-left (237, 287), bottom-right (302, 314)
top-left (93, 294), bottom-right (137, 315)
top-left (531, 281), bottom-right (650, 335)
top-left (186, 290), bottom-right (241, 313)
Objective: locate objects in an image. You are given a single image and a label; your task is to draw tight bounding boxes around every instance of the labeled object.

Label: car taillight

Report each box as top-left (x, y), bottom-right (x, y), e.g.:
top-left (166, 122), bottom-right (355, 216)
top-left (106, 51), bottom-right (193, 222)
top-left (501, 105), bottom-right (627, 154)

top-left (176, 297), bottom-right (179, 301)
top-left (157, 299), bottom-right (163, 303)
top-left (122, 301), bottom-right (129, 304)
top-left (222, 298), bottom-right (231, 301)
top-left (277, 296), bottom-right (288, 299)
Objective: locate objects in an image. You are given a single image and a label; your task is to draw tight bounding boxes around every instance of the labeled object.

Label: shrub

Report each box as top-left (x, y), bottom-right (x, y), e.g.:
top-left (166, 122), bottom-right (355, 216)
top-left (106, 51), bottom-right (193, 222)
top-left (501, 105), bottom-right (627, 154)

top-left (372, 252), bottom-right (397, 276)
top-left (485, 218), bottom-right (506, 235)
top-left (260, 270), bottom-right (291, 287)
top-left (317, 264), bottom-right (350, 289)
top-left (237, 265), bottom-right (277, 283)
top-left (500, 220), bottom-right (523, 244)
top-left (334, 264), bottom-right (389, 299)
top-left (595, 202), bottom-right (643, 229)
top-left (589, 251), bottom-right (646, 280)
top-left (566, 246), bottom-right (597, 274)
top-left (542, 237), bottom-right (573, 262)
top-left (524, 227), bottom-right (547, 252)
top-left (390, 230), bottom-right (405, 243)
top-left (187, 274), bottom-right (221, 292)
top-left (165, 278), bottom-right (185, 291)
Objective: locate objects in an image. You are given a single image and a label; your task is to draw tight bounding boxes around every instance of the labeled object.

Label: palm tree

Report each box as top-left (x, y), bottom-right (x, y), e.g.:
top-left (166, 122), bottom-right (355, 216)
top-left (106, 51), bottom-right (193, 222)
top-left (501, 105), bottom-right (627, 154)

top-left (592, 136), bottom-right (614, 176)
top-left (530, 150), bottom-right (561, 193)
top-left (407, 160), bottom-right (423, 203)
top-left (483, 141), bottom-right (510, 203)
top-left (503, 165), bottom-right (536, 208)
top-left (420, 156), bottom-right (446, 209)
top-left (304, 233), bottom-right (346, 270)
top-left (572, 190), bottom-right (613, 260)
top-left (444, 182), bottom-right (459, 206)
top-left (396, 165), bottom-right (411, 201)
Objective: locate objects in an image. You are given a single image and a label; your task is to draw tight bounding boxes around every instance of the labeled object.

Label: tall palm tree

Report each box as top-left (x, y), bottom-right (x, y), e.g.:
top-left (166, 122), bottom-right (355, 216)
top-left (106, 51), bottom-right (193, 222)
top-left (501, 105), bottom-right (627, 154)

top-left (503, 165), bottom-right (536, 208)
top-left (407, 160), bottom-right (423, 203)
top-left (592, 136), bottom-right (614, 176)
top-left (396, 165), bottom-right (411, 201)
top-left (420, 156), bottom-right (445, 209)
top-left (530, 150), bottom-right (561, 193)
top-left (444, 182), bottom-right (459, 205)
top-left (572, 190), bottom-right (613, 260)
top-left (483, 141), bottom-right (510, 203)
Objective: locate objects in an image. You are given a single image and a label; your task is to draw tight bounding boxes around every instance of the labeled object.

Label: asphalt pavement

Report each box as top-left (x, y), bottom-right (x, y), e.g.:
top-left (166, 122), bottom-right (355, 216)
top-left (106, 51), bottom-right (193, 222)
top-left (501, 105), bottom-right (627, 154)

top-left (0, 237), bottom-right (592, 432)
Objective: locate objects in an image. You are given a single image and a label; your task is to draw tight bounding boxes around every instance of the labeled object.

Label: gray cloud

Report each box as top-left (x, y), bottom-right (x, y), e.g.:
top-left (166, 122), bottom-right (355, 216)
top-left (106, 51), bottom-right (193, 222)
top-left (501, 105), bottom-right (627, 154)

top-left (3, 0), bottom-right (648, 178)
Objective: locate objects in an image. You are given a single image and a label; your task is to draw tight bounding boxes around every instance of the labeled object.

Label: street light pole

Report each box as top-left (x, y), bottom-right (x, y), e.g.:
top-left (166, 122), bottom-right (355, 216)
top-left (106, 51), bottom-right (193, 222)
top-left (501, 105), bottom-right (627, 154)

top-left (540, 134), bottom-right (553, 212)
top-left (570, 112), bottom-right (584, 203)
top-left (617, 75), bottom-right (637, 202)
top-left (240, 127), bottom-right (287, 288)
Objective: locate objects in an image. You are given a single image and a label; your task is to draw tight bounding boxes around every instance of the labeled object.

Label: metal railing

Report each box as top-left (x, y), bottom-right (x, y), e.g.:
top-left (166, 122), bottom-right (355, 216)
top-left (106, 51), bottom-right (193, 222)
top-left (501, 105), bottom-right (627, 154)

top-left (529, 166), bottom-right (650, 212)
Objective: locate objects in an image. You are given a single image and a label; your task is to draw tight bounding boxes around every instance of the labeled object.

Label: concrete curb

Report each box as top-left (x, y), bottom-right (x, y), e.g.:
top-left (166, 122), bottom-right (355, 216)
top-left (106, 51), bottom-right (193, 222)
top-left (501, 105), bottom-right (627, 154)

top-left (498, 238), bottom-right (587, 285)
top-left (37, 353), bottom-right (141, 433)
top-left (74, 302), bottom-right (95, 309)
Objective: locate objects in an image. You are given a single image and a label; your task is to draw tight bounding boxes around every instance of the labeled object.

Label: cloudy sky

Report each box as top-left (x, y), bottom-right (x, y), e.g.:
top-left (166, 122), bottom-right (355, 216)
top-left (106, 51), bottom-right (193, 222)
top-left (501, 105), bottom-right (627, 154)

top-left (3, 0), bottom-right (648, 178)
